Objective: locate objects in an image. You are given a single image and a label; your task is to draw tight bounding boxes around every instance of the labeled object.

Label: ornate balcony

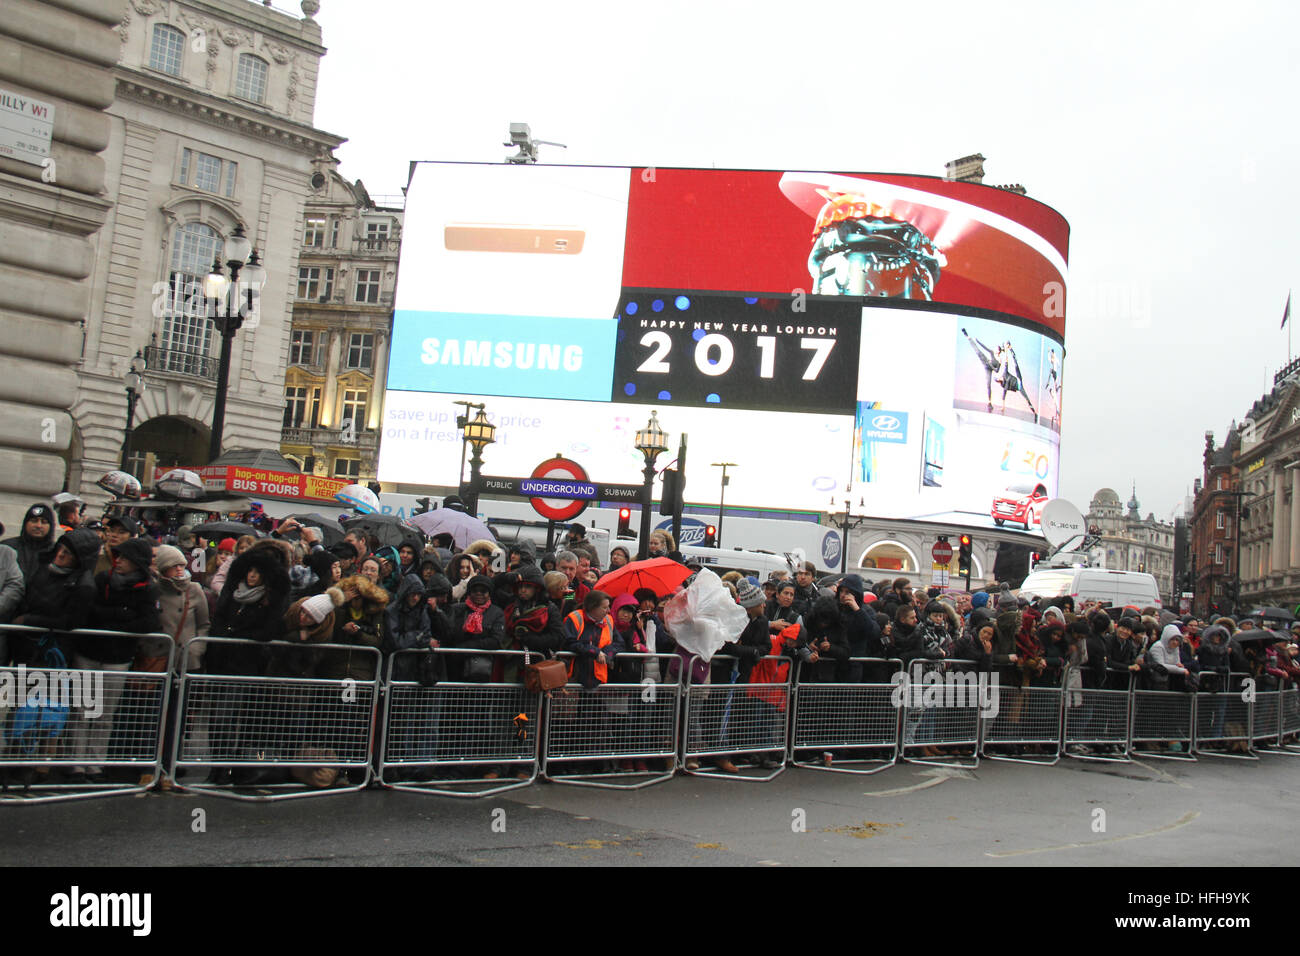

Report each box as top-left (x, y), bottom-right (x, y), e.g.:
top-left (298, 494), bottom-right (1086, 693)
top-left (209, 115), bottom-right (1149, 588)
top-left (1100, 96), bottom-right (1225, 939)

top-left (143, 345), bottom-right (217, 381)
top-left (281, 426), bottom-right (377, 452)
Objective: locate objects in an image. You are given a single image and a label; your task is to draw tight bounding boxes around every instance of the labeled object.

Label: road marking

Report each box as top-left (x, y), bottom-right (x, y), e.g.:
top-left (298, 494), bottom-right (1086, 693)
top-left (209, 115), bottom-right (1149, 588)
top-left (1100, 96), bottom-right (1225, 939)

top-left (864, 767), bottom-right (973, 797)
top-left (757, 859), bottom-right (782, 866)
top-left (984, 810), bottom-right (1200, 858)
top-left (1129, 757), bottom-right (1195, 790)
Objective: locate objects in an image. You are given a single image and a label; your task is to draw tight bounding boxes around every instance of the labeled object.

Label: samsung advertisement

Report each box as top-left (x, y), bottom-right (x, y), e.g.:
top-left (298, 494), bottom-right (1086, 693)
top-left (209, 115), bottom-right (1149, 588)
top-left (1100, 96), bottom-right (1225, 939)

top-left (380, 163), bottom-right (1069, 534)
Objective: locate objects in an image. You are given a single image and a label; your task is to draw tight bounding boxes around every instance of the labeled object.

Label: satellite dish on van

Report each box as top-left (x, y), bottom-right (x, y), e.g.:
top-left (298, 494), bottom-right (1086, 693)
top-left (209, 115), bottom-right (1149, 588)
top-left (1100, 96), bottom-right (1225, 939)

top-left (1040, 498), bottom-right (1086, 550)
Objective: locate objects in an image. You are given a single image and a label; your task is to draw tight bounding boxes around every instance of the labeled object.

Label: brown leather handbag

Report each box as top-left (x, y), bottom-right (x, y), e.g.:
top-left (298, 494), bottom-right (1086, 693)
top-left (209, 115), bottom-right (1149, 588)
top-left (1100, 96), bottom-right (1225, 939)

top-left (523, 657), bottom-right (568, 693)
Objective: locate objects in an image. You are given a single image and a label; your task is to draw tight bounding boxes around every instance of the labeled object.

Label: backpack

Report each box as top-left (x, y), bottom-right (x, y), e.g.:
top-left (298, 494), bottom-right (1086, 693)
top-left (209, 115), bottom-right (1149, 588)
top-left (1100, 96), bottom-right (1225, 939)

top-left (8, 636), bottom-right (70, 755)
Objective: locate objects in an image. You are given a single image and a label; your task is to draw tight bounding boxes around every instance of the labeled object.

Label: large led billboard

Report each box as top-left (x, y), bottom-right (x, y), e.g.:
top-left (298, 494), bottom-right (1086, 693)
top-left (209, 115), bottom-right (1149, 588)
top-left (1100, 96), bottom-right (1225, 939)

top-left (381, 163), bottom-right (1069, 534)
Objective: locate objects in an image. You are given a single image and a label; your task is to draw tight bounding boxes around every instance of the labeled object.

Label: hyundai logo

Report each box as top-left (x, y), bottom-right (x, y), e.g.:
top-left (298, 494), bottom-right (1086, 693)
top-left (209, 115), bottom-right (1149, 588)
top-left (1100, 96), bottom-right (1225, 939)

top-left (871, 414), bottom-right (901, 431)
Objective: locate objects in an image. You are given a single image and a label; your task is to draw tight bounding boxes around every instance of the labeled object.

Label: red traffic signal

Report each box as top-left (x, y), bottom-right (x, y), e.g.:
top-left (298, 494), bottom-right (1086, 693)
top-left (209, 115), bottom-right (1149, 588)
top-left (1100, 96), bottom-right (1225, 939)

top-left (958, 534), bottom-right (973, 573)
top-left (703, 524), bottom-right (717, 547)
top-left (617, 507), bottom-right (634, 539)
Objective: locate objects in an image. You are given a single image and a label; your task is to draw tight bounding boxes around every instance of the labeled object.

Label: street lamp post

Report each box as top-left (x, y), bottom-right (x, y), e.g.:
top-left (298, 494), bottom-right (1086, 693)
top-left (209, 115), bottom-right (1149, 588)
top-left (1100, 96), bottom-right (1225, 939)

top-left (634, 410), bottom-right (669, 560)
top-left (120, 350), bottom-right (146, 472)
top-left (835, 498), bottom-right (868, 575)
top-left (205, 224), bottom-right (265, 462)
top-left (461, 406), bottom-right (496, 515)
top-left (712, 462), bottom-right (736, 550)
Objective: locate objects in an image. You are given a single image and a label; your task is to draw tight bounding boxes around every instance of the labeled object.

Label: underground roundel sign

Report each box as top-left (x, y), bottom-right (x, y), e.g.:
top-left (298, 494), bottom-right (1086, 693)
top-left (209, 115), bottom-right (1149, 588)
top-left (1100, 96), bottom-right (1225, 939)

top-left (526, 457), bottom-right (592, 522)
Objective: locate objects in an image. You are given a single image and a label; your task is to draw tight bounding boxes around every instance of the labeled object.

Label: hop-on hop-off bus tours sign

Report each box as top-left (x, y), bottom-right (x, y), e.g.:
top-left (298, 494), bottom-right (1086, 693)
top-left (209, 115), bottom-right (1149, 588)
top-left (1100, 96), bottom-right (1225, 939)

top-left (0, 88), bottom-right (54, 165)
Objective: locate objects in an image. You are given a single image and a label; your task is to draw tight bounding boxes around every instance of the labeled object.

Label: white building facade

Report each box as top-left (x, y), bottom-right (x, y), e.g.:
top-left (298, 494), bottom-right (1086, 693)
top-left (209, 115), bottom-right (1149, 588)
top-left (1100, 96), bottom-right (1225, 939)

top-left (67, 0), bottom-right (343, 503)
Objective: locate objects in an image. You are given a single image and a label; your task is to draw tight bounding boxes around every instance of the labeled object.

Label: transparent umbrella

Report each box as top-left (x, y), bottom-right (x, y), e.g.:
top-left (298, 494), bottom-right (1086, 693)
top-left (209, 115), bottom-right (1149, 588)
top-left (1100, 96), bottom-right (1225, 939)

top-left (155, 468), bottom-right (205, 500)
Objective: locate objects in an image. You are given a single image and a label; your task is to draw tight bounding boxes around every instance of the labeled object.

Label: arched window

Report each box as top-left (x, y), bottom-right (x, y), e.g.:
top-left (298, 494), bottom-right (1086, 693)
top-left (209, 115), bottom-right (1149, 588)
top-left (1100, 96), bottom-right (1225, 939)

top-left (149, 24), bottom-right (185, 77)
top-left (158, 222), bottom-right (223, 374)
top-left (234, 54), bottom-right (268, 103)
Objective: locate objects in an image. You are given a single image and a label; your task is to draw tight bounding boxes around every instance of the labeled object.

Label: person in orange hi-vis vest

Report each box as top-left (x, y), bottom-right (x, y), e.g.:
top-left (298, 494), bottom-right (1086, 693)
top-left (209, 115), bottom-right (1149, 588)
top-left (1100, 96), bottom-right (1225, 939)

top-left (562, 590), bottom-right (617, 773)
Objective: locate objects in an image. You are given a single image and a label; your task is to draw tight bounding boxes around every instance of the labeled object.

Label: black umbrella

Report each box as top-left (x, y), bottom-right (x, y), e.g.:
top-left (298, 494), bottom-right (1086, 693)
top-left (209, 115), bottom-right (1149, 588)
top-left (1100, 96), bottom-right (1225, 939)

top-left (192, 520), bottom-right (262, 541)
top-left (341, 513), bottom-right (423, 550)
top-left (1247, 606), bottom-right (1295, 625)
top-left (281, 513), bottom-right (345, 547)
top-left (1234, 627), bottom-right (1285, 644)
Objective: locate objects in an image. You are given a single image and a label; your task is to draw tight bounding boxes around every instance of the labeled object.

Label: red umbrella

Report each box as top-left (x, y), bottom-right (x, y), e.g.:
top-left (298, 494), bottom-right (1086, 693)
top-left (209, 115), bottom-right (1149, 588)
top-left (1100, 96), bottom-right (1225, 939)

top-left (595, 556), bottom-right (692, 598)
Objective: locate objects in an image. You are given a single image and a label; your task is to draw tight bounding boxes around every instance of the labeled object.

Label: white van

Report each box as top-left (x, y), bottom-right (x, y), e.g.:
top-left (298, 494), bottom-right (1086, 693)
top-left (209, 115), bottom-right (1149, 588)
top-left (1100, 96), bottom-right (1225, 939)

top-left (677, 545), bottom-right (798, 579)
top-left (1017, 567), bottom-right (1163, 609)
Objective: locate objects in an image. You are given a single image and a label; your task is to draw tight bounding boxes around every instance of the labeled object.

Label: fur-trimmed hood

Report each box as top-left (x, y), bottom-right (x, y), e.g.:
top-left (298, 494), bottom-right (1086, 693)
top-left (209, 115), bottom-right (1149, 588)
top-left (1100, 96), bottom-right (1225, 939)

top-left (218, 544), bottom-right (292, 605)
top-left (339, 573), bottom-right (389, 611)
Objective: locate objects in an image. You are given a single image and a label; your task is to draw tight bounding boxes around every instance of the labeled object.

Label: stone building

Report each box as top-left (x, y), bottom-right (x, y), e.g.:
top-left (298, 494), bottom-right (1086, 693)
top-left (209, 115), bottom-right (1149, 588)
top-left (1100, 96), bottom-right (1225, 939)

top-left (1231, 369), bottom-right (1300, 613)
top-left (0, 0), bottom-right (125, 527)
top-left (1085, 486), bottom-right (1176, 603)
top-left (278, 158), bottom-right (401, 483)
top-left (64, 0), bottom-right (343, 506)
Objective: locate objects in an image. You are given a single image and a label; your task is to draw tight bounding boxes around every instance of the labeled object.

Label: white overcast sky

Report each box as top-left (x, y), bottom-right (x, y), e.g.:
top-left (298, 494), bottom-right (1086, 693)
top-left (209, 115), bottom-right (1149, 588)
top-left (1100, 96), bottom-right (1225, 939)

top-left (311, 0), bottom-right (1300, 523)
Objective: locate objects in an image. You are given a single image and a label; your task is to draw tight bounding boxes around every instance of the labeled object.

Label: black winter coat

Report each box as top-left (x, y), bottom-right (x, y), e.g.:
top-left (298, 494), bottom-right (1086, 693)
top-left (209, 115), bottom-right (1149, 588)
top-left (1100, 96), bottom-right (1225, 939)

top-left (949, 634), bottom-right (992, 673)
top-left (208, 548), bottom-right (292, 675)
top-left (719, 614), bottom-right (772, 684)
top-left (1, 529), bottom-right (55, 585)
top-left (83, 570), bottom-right (161, 663)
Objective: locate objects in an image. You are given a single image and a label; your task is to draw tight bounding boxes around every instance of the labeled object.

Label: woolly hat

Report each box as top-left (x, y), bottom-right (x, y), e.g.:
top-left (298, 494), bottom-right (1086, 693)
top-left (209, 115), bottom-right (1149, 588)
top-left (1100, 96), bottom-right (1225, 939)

top-left (996, 585), bottom-right (1018, 612)
top-left (971, 591), bottom-right (990, 609)
top-left (218, 537), bottom-right (237, 554)
top-left (154, 544), bottom-right (187, 572)
top-left (301, 591), bottom-right (338, 624)
top-left (735, 579), bottom-right (765, 609)
top-left (116, 537), bottom-right (154, 572)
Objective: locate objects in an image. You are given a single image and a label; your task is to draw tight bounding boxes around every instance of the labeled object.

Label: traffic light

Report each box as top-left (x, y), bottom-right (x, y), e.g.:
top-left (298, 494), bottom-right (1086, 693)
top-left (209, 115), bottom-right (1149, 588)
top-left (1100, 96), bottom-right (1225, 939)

top-left (703, 524), bottom-right (717, 548)
top-left (1030, 551), bottom-right (1041, 571)
top-left (958, 534), bottom-right (972, 573)
top-left (660, 468), bottom-right (682, 518)
top-left (617, 507), bottom-right (634, 539)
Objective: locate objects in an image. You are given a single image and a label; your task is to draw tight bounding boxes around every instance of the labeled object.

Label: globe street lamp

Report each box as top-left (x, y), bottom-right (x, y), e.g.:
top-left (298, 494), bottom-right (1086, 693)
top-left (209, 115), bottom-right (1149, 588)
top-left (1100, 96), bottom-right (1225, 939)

top-left (120, 349), bottom-right (146, 472)
top-left (634, 410), bottom-right (669, 559)
top-left (205, 223), bottom-right (265, 461)
top-left (461, 406), bottom-right (496, 514)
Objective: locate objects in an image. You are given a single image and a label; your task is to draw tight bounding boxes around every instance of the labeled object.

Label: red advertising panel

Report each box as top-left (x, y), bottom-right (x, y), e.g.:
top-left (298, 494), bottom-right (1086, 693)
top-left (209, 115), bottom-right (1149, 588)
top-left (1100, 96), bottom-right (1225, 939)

top-left (621, 168), bottom-right (1069, 334)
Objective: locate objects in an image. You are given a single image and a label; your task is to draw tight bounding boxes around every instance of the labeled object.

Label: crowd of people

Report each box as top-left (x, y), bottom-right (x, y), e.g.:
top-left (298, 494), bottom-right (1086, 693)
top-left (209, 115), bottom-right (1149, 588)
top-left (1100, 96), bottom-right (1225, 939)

top-left (1, 494), bottom-right (1295, 790)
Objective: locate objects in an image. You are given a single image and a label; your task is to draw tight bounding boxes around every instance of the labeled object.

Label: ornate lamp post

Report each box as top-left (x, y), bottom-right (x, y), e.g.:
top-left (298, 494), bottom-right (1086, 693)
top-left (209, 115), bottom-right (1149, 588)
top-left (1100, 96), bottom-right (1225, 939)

top-left (120, 350), bottom-right (146, 472)
top-left (634, 410), bottom-right (669, 559)
top-left (461, 406), bottom-right (496, 514)
top-left (205, 223), bottom-right (265, 461)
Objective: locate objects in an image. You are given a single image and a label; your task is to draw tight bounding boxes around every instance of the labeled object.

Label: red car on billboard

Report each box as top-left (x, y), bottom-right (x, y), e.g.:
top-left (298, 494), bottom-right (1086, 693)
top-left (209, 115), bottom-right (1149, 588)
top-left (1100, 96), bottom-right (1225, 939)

top-left (992, 482), bottom-right (1048, 530)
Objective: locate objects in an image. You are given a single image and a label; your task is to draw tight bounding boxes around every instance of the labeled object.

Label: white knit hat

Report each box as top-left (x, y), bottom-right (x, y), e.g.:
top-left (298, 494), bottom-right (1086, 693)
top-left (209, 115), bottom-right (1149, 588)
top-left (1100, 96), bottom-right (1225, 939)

top-left (301, 592), bottom-right (336, 624)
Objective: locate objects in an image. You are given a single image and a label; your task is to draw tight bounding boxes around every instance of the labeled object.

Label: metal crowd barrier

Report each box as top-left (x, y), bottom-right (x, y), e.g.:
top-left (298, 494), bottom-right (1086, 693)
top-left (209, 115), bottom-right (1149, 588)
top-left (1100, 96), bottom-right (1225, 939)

top-left (0, 625), bottom-right (174, 805)
top-left (899, 659), bottom-right (984, 770)
top-left (981, 671), bottom-right (1064, 765)
top-left (1190, 671), bottom-right (1252, 760)
top-left (1277, 685), bottom-right (1300, 754)
top-left (682, 653), bottom-right (791, 781)
top-left (789, 657), bottom-right (902, 775)
top-left (542, 652), bottom-right (681, 790)
top-left (1252, 687), bottom-right (1282, 747)
top-left (379, 648), bottom-right (541, 797)
top-left (1130, 686), bottom-right (1196, 759)
top-left (1062, 670), bottom-right (1133, 763)
top-left (172, 636), bottom-right (381, 801)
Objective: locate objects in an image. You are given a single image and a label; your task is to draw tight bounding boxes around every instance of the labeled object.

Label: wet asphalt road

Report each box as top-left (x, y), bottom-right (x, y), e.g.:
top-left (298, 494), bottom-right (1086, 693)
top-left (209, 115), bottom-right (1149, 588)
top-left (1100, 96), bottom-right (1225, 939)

top-left (3, 753), bottom-right (1296, 867)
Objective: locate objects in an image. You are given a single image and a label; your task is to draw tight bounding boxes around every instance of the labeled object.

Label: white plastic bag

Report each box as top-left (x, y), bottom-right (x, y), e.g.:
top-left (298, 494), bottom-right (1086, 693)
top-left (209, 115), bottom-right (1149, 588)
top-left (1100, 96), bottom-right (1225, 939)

top-left (663, 568), bottom-right (747, 664)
